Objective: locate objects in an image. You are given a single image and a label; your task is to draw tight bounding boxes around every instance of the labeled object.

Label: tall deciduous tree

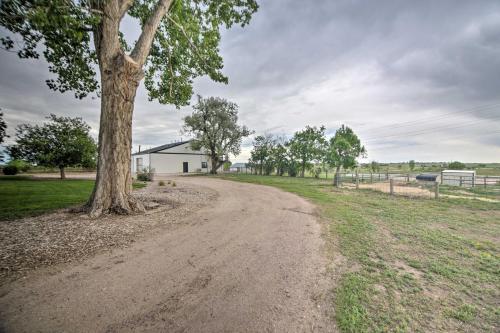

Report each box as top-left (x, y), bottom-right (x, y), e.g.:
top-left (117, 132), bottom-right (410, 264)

top-left (270, 139), bottom-right (288, 176)
top-left (288, 125), bottom-right (326, 177)
top-left (183, 96), bottom-right (252, 174)
top-left (0, 0), bottom-right (258, 216)
top-left (8, 114), bottom-right (97, 179)
top-left (250, 134), bottom-right (274, 175)
top-left (326, 125), bottom-right (366, 187)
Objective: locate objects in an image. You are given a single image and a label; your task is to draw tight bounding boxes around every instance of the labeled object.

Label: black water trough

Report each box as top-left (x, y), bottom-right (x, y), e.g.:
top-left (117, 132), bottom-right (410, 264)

top-left (416, 174), bottom-right (438, 182)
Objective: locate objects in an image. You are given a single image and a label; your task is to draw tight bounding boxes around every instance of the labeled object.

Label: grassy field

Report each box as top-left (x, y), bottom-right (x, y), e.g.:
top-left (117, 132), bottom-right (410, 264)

top-left (219, 174), bottom-right (500, 333)
top-left (0, 176), bottom-right (147, 220)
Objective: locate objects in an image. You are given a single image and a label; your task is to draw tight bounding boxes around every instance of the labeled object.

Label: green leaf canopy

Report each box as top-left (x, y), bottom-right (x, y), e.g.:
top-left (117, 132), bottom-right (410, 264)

top-left (0, 0), bottom-right (258, 106)
top-left (8, 114), bottom-right (97, 170)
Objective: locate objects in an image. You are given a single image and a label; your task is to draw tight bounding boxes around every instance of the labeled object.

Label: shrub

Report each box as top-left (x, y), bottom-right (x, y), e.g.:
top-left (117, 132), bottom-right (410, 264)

top-left (8, 159), bottom-right (31, 172)
top-left (2, 164), bottom-right (18, 175)
top-left (137, 167), bottom-right (154, 181)
top-left (172, 181), bottom-right (176, 187)
top-left (158, 180), bottom-right (165, 186)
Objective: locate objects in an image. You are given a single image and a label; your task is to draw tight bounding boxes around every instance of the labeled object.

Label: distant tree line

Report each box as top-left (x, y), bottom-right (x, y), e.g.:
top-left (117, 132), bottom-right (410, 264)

top-left (248, 125), bottom-right (366, 186)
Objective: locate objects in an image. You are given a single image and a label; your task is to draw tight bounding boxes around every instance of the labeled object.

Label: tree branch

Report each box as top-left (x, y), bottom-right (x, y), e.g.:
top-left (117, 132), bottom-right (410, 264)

top-left (163, 14), bottom-right (213, 73)
top-left (130, 0), bottom-right (174, 66)
top-left (118, 0), bottom-right (133, 18)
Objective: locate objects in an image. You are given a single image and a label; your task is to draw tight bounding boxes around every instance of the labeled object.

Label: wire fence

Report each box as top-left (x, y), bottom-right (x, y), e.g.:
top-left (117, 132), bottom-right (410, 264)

top-left (340, 174), bottom-right (438, 199)
top-left (228, 169), bottom-right (500, 201)
top-left (337, 172), bottom-right (500, 201)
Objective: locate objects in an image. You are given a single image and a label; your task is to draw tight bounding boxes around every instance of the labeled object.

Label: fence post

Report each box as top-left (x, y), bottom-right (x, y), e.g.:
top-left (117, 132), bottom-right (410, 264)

top-left (390, 179), bottom-right (394, 195)
top-left (484, 176), bottom-right (487, 188)
top-left (370, 172), bottom-right (373, 183)
top-left (356, 171), bottom-right (359, 189)
top-left (441, 171), bottom-right (443, 185)
top-left (434, 181), bottom-right (439, 199)
top-left (406, 173), bottom-right (410, 182)
top-left (459, 176), bottom-right (463, 187)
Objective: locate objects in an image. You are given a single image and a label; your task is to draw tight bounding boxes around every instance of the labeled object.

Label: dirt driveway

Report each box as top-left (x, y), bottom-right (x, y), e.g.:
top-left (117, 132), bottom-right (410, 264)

top-left (0, 177), bottom-right (333, 332)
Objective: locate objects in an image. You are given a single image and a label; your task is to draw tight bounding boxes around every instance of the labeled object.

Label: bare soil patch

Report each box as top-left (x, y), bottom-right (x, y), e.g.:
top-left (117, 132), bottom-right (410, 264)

top-left (357, 182), bottom-right (433, 197)
top-left (0, 180), bottom-right (217, 284)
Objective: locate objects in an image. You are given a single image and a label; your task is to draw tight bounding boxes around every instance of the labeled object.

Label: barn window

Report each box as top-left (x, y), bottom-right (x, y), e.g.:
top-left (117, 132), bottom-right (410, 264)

top-left (201, 161), bottom-right (207, 168)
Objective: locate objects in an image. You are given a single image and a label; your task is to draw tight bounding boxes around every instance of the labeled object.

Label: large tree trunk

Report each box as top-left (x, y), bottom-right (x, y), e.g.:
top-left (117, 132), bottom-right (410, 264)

top-left (84, 0), bottom-right (174, 217)
top-left (87, 54), bottom-right (145, 217)
top-left (333, 165), bottom-right (341, 187)
top-left (300, 161), bottom-right (305, 177)
top-left (59, 166), bottom-right (66, 180)
top-left (210, 154), bottom-right (218, 174)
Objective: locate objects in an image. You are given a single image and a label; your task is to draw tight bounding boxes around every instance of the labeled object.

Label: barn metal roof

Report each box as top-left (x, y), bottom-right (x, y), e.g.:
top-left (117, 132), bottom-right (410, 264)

top-left (132, 140), bottom-right (192, 156)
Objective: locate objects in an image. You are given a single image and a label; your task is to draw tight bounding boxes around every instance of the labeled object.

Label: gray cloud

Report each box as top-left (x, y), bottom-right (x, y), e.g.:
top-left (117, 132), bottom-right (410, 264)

top-left (1, 0), bottom-right (500, 163)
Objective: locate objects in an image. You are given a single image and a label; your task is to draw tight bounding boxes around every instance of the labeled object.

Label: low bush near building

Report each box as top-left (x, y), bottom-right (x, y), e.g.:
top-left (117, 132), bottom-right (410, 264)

top-left (2, 165), bottom-right (18, 175)
top-left (137, 167), bottom-right (154, 182)
top-left (158, 180), bottom-right (165, 186)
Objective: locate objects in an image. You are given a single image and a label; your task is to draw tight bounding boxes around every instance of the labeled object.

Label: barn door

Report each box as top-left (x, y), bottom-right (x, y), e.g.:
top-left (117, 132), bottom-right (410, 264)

top-left (183, 162), bottom-right (189, 173)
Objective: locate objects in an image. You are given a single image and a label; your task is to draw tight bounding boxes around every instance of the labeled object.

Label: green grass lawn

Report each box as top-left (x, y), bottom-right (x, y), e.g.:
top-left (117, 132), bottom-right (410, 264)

top-left (0, 176), bottom-right (148, 220)
top-left (219, 174), bottom-right (500, 333)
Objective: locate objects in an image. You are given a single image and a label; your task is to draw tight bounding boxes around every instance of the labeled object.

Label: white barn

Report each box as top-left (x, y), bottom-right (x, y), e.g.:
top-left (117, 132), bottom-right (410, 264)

top-left (131, 141), bottom-right (213, 175)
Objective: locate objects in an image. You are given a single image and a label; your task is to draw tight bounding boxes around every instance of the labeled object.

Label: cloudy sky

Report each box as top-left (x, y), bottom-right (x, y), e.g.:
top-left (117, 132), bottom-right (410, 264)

top-left (1, 0), bottom-right (500, 163)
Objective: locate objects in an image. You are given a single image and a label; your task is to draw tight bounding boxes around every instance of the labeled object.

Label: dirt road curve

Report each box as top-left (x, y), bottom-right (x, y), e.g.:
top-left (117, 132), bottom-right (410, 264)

top-left (0, 177), bottom-right (333, 332)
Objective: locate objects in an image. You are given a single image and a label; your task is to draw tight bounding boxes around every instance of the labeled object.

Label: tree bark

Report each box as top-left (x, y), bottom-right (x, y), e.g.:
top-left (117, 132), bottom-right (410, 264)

top-left (87, 54), bottom-right (145, 217)
top-left (301, 161), bottom-right (305, 177)
top-left (333, 166), bottom-right (341, 187)
top-left (210, 155), bottom-right (217, 174)
top-left (84, 0), bottom-right (176, 217)
top-left (59, 166), bottom-right (66, 180)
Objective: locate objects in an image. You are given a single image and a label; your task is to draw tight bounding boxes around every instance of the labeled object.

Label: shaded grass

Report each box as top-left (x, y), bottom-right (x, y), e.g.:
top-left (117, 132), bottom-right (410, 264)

top-left (0, 176), bottom-right (148, 220)
top-left (219, 174), bottom-right (500, 333)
